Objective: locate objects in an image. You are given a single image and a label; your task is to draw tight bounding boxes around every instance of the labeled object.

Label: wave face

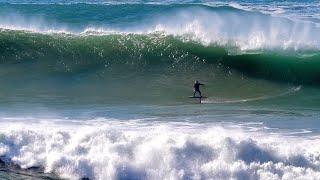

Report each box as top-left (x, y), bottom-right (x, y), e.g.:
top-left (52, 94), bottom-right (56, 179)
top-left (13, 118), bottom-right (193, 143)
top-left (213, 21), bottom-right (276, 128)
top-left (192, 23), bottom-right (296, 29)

top-left (0, 29), bottom-right (319, 105)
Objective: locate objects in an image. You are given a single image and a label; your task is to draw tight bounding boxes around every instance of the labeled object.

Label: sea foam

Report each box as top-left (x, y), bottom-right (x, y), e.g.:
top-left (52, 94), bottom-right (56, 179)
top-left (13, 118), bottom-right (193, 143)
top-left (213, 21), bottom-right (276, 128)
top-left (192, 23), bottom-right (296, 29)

top-left (0, 119), bottom-right (319, 179)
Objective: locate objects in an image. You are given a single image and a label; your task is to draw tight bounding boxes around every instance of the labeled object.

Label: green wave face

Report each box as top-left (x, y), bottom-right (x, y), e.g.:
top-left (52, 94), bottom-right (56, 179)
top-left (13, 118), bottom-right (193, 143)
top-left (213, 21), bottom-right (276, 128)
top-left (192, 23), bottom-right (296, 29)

top-left (0, 30), bottom-right (319, 105)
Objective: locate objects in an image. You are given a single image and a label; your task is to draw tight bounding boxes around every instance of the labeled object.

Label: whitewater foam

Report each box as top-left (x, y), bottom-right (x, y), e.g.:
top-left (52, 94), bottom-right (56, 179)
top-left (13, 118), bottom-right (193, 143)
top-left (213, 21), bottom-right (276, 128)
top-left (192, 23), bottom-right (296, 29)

top-left (0, 118), bottom-right (319, 179)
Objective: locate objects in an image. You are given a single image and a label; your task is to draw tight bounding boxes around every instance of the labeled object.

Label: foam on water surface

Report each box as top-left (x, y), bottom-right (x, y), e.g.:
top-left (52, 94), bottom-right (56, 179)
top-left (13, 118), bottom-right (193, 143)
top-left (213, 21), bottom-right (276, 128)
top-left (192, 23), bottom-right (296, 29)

top-left (0, 117), bottom-right (319, 180)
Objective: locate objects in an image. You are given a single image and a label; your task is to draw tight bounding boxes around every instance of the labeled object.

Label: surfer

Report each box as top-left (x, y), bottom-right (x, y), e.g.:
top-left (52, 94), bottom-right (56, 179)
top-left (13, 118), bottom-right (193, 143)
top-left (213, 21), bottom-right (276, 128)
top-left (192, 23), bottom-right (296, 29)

top-left (193, 80), bottom-right (204, 97)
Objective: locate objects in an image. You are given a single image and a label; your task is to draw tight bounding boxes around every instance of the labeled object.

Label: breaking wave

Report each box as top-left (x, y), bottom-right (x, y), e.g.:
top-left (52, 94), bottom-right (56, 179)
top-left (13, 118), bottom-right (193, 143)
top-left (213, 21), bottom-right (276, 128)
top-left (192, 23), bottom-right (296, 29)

top-left (0, 29), bottom-right (318, 105)
top-left (0, 3), bottom-right (320, 50)
top-left (0, 29), bottom-right (319, 83)
top-left (0, 119), bottom-right (319, 179)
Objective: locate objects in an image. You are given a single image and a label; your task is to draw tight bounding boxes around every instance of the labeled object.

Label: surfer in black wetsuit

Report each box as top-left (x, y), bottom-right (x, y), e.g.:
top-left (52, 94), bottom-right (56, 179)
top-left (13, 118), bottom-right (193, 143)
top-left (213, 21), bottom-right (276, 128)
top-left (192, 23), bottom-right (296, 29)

top-left (193, 80), bottom-right (204, 97)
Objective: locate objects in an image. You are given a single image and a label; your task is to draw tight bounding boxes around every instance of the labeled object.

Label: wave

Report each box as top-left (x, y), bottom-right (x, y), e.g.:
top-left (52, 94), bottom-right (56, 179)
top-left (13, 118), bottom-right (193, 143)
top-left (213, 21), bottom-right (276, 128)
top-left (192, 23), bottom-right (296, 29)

top-left (0, 119), bottom-right (319, 179)
top-left (0, 30), bottom-right (319, 83)
top-left (0, 3), bottom-right (319, 51)
top-left (0, 29), bottom-right (319, 105)
top-left (0, 3), bottom-right (319, 104)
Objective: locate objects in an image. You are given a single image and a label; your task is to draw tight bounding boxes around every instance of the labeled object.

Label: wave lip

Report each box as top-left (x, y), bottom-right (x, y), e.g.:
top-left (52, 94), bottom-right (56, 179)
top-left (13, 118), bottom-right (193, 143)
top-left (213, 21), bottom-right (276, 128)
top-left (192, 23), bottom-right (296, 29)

top-left (0, 120), bottom-right (320, 179)
top-left (0, 3), bottom-right (320, 51)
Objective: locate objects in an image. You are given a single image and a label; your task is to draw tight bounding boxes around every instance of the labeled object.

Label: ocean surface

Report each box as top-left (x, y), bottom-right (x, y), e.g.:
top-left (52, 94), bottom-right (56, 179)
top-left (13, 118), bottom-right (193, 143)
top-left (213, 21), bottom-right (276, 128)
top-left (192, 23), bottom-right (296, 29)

top-left (0, 0), bottom-right (320, 179)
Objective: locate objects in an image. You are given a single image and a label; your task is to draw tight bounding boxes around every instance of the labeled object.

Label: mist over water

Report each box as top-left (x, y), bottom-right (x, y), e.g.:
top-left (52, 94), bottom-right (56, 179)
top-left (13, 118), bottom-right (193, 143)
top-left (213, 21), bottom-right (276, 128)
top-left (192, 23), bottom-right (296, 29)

top-left (0, 1), bottom-right (320, 179)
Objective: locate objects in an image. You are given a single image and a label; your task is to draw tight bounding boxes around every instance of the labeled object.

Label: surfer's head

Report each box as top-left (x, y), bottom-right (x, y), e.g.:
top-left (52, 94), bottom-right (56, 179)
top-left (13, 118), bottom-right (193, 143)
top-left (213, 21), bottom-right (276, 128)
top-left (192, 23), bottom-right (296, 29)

top-left (195, 80), bottom-right (199, 84)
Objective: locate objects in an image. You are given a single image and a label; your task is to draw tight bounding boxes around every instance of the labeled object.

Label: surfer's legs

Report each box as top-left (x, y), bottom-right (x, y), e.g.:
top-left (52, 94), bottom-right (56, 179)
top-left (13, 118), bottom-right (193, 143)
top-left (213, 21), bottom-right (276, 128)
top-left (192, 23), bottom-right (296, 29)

top-left (193, 90), bottom-right (201, 97)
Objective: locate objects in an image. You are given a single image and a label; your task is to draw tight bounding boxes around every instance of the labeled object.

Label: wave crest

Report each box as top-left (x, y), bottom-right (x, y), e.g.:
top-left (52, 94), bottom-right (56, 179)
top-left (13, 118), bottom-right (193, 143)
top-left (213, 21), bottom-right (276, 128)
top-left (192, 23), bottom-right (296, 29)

top-left (0, 3), bottom-right (319, 51)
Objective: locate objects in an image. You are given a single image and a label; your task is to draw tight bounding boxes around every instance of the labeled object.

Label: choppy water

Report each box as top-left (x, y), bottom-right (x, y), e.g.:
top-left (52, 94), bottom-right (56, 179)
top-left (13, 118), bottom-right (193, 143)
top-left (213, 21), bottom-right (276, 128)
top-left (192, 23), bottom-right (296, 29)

top-left (0, 0), bottom-right (320, 179)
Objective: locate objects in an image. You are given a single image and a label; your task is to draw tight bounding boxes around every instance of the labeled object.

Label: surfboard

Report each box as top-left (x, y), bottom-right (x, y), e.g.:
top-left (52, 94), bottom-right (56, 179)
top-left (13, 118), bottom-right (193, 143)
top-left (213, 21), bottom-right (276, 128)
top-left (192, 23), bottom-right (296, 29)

top-left (188, 96), bottom-right (207, 104)
top-left (188, 96), bottom-right (207, 99)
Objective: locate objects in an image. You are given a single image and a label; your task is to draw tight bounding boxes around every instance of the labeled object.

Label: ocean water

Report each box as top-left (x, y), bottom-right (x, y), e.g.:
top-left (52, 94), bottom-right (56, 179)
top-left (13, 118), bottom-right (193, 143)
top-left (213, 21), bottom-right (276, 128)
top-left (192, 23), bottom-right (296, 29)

top-left (0, 0), bottom-right (320, 179)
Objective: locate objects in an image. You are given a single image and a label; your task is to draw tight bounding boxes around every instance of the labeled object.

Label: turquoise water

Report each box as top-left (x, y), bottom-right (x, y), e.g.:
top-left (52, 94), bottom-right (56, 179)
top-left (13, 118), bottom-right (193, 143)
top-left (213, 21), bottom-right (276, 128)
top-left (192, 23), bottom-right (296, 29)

top-left (0, 0), bottom-right (320, 179)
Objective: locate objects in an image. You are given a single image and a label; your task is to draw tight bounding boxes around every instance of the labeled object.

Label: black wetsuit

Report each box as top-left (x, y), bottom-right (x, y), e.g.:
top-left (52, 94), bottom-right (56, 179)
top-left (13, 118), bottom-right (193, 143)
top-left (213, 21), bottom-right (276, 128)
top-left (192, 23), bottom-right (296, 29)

top-left (193, 82), bottom-right (204, 97)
